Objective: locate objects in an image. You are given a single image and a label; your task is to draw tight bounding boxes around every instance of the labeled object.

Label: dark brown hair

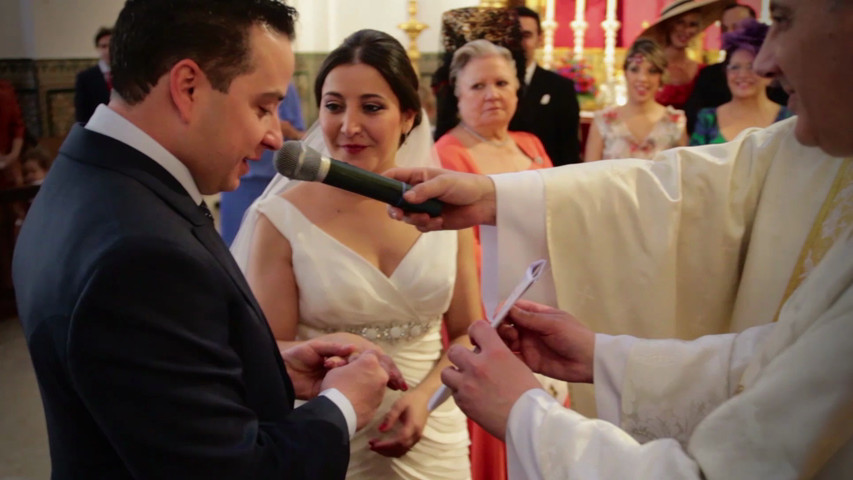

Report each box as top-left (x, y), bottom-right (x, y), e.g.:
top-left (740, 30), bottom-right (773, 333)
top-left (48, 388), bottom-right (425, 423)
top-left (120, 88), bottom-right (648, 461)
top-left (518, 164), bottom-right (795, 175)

top-left (314, 29), bottom-right (422, 141)
top-left (110, 0), bottom-right (297, 105)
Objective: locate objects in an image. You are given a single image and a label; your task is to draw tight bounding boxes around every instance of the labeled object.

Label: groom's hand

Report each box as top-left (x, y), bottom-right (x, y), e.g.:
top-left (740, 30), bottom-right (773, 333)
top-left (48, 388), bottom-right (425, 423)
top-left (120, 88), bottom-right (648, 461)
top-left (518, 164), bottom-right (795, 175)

top-left (281, 340), bottom-right (356, 399)
top-left (309, 332), bottom-right (408, 391)
top-left (322, 350), bottom-right (392, 430)
top-left (281, 336), bottom-right (408, 400)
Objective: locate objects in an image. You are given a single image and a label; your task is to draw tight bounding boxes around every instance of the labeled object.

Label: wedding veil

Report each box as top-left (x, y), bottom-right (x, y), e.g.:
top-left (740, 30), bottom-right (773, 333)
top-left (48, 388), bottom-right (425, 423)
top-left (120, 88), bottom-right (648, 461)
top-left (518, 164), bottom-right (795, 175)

top-left (229, 110), bottom-right (439, 271)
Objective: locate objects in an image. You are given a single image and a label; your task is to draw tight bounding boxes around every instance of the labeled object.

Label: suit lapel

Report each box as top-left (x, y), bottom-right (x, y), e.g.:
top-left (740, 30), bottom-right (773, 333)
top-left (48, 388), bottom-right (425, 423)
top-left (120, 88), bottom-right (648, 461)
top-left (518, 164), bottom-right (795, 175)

top-left (59, 125), bottom-right (269, 326)
top-left (191, 223), bottom-right (269, 325)
top-left (522, 66), bottom-right (543, 99)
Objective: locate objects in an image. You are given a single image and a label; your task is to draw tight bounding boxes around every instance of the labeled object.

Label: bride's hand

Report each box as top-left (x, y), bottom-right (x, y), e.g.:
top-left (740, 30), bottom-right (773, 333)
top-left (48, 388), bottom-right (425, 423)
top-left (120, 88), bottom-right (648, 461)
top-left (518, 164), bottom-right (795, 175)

top-left (368, 389), bottom-right (430, 458)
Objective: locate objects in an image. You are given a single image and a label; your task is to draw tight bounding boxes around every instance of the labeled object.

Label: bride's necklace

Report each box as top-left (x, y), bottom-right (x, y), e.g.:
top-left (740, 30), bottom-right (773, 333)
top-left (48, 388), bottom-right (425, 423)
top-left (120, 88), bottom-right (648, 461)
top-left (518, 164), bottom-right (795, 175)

top-left (459, 122), bottom-right (511, 147)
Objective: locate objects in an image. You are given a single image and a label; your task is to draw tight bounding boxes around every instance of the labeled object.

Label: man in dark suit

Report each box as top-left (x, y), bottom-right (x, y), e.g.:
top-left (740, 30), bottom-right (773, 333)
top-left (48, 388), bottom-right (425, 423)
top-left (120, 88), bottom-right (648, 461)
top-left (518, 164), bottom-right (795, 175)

top-left (683, 3), bottom-right (788, 134)
top-left (509, 6), bottom-right (581, 166)
top-left (14, 1), bottom-right (400, 478)
top-left (74, 26), bottom-right (113, 124)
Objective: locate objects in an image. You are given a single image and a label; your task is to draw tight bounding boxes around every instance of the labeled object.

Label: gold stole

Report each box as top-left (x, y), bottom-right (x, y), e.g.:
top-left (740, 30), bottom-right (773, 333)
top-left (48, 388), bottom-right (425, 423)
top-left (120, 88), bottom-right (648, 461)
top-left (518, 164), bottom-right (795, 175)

top-left (751, 159), bottom-right (853, 477)
top-left (735, 158), bottom-right (852, 398)
top-left (774, 159), bottom-right (853, 322)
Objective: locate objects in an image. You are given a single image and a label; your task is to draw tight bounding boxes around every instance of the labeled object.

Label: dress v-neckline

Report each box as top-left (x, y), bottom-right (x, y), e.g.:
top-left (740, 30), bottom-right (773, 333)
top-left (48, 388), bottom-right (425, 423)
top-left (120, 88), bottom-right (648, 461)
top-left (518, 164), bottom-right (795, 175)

top-left (620, 109), bottom-right (667, 146)
top-left (277, 196), bottom-right (425, 281)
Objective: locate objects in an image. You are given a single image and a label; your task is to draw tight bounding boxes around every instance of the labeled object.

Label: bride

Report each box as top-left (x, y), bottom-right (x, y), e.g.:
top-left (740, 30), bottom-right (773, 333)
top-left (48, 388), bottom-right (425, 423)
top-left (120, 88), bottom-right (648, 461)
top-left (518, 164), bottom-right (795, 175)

top-left (231, 29), bottom-right (478, 479)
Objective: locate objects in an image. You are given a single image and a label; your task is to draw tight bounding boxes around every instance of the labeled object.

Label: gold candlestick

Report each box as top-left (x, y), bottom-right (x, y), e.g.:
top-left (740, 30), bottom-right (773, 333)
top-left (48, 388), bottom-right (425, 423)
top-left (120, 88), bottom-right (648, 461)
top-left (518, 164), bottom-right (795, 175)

top-left (570, 0), bottom-right (588, 62)
top-left (541, 0), bottom-right (558, 69)
top-left (397, 0), bottom-right (428, 73)
top-left (601, 0), bottom-right (621, 106)
top-left (479, 1), bottom-right (508, 8)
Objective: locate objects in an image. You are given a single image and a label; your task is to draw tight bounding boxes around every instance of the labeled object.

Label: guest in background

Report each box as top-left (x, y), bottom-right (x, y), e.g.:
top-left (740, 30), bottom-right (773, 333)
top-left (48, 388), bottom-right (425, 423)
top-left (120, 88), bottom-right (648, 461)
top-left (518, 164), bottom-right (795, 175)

top-left (0, 80), bottom-right (24, 182)
top-left (641, 0), bottom-right (735, 110)
top-left (233, 29), bottom-right (479, 479)
top-left (691, 20), bottom-right (792, 146)
top-left (431, 7), bottom-right (527, 141)
top-left (21, 146), bottom-right (52, 185)
top-left (437, 39), bottom-right (552, 270)
top-left (220, 81), bottom-right (304, 245)
top-left (74, 26), bottom-right (113, 124)
top-left (0, 79), bottom-right (25, 292)
top-left (585, 38), bottom-right (687, 162)
top-left (685, 5), bottom-right (789, 135)
top-left (509, 6), bottom-right (581, 166)
top-left (434, 38), bottom-right (555, 480)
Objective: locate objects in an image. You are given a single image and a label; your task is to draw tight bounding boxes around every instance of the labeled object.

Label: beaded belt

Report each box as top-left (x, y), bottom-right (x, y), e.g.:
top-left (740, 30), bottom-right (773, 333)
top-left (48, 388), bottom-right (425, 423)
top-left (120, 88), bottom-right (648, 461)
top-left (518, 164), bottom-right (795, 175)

top-left (316, 317), bottom-right (440, 344)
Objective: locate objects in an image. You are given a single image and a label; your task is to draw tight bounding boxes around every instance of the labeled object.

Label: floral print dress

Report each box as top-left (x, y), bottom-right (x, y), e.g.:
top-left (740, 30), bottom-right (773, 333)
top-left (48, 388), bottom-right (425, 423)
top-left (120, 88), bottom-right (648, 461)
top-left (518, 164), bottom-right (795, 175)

top-left (593, 105), bottom-right (686, 160)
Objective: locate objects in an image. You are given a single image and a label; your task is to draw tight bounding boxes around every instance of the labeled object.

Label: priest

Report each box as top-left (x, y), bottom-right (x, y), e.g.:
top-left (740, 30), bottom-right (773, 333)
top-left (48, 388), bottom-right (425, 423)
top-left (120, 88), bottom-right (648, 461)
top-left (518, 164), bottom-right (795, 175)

top-left (385, 0), bottom-right (853, 477)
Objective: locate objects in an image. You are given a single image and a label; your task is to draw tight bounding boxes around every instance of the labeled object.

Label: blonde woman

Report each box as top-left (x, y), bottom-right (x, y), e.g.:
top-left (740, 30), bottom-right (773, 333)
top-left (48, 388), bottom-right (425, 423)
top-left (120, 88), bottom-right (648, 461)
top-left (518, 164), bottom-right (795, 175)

top-left (585, 38), bottom-right (687, 162)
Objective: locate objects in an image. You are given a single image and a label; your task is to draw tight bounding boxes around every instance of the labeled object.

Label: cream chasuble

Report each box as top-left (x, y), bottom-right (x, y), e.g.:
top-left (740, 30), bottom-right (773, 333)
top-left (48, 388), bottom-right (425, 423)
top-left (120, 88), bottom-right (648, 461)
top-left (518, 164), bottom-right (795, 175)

top-left (503, 225), bottom-right (853, 479)
top-left (482, 118), bottom-right (851, 416)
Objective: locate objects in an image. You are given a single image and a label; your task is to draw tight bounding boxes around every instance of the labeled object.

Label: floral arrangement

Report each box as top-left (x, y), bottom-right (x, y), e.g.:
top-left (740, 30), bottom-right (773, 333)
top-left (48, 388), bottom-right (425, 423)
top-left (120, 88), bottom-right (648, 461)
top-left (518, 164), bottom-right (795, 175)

top-left (555, 57), bottom-right (597, 96)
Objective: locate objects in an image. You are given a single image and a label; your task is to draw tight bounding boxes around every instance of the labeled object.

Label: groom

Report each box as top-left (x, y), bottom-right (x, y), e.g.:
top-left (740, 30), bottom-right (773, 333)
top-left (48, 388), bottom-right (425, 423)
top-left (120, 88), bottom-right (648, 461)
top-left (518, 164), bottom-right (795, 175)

top-left (13, 1), bottom-right (400, 478)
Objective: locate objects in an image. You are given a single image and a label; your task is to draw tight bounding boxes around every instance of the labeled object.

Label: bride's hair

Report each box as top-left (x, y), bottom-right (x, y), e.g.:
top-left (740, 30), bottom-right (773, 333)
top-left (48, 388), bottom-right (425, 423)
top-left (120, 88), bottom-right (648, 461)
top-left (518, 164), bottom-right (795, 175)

top-left (314, 29), bottom-right (422, 144)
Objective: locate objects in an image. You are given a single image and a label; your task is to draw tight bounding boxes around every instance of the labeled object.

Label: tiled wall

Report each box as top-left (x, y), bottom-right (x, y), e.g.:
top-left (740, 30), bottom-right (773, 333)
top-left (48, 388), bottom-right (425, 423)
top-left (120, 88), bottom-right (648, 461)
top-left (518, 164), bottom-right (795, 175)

top-left (0, 58), bottom-right (97, 141)
top-left (0, 53), bottom-right (442, 143)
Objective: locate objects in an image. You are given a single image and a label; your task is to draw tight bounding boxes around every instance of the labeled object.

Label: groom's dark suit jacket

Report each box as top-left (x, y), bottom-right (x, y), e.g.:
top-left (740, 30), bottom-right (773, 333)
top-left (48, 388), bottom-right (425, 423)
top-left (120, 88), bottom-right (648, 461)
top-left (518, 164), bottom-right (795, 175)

top-left (13, 125), bottom-right (349, 479)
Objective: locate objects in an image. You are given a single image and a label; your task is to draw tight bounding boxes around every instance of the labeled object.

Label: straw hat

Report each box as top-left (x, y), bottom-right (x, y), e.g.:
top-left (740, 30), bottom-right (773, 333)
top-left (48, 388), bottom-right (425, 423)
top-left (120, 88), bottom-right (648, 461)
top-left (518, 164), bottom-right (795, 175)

top-left (639, 0), bottom-right (737, 47)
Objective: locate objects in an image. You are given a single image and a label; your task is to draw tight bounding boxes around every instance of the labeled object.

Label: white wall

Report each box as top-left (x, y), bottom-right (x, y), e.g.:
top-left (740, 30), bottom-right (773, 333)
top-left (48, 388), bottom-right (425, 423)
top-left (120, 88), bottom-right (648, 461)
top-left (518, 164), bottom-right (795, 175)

top-left (1, 0), bottom-right (473, 59)
top-left (0, 0), bottom-right (28, 58)
top-left (31, 0), bottom-right (123, 58)
top-left (291, 0), bottom-right (472, 53)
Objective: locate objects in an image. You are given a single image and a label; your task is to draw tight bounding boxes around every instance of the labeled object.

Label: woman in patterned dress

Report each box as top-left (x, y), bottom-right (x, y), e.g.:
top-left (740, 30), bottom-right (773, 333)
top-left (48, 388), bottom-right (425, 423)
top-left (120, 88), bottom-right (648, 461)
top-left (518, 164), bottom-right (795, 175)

top-left (585, 38), bottom-right (687, 162)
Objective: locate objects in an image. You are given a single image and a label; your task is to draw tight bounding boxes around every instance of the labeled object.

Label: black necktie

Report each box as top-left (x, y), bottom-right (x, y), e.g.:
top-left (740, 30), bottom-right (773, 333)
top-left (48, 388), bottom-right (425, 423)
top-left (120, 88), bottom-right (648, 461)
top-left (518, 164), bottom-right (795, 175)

top-left (199, 200), bottom-right (213, 221)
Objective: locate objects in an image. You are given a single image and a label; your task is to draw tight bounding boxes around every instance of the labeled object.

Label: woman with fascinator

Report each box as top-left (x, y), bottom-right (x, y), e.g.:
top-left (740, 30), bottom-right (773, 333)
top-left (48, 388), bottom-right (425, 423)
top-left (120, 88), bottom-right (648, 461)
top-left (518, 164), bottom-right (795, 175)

top-left (231, 29), bottom-right (478, 479)
top-left (690, 19), bottom-right (793, 145)
top-left (641, 0), bottom-right (737, 110)
top-left (585, 38), bottom-right (688, 161)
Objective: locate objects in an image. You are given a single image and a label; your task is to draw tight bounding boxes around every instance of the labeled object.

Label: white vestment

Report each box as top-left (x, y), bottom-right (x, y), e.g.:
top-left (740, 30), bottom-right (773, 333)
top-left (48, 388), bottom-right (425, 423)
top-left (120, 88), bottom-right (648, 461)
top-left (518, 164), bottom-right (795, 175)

top-left (480, 118), bottom-right (853, 478)
top-left (482, 117), bottom-right (851, 415)
top-left (504, 224), bottom-right (853, 479)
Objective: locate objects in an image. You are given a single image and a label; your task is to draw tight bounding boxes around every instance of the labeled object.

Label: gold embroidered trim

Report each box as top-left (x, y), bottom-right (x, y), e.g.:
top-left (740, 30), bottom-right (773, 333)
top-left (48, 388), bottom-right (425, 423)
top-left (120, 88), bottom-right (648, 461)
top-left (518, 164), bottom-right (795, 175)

top-left (774, 160), bottom-right (853, 322)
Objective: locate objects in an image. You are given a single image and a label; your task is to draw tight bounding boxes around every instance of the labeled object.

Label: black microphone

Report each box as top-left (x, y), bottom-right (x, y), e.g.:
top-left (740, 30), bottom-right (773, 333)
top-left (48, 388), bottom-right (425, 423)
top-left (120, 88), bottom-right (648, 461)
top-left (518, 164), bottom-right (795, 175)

top-left (274, 141), bottom-right (442, 217)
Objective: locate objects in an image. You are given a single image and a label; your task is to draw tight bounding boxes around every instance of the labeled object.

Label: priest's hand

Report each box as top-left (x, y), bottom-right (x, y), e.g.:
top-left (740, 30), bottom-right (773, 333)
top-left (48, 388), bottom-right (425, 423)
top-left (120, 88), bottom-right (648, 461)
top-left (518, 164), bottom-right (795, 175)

top-left (441, 321), bottom-right (542, 439)
top-left (498, 299), bottom-right (595, 384)
top-left (383, 167), bottom-right (496, 232)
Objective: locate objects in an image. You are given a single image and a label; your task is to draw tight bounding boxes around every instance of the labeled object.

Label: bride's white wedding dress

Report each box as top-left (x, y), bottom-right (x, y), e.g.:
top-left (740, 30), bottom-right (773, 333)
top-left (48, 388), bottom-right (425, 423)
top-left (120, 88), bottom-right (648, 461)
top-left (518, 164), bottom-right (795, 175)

top-left (255, 195), bottom-right (471, 480)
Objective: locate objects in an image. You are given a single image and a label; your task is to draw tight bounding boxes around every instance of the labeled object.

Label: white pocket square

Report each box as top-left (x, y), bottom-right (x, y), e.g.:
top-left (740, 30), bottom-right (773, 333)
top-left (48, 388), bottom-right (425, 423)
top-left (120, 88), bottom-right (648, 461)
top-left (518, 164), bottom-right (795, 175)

top-left (540, 94), bottom-right (551, 105)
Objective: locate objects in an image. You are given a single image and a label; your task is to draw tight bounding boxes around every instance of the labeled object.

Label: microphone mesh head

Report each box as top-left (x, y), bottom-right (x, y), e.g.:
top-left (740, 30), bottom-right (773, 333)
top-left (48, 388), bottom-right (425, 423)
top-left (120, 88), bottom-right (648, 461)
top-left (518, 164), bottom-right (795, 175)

top-left (274, 141), bottom-right (323, 181)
